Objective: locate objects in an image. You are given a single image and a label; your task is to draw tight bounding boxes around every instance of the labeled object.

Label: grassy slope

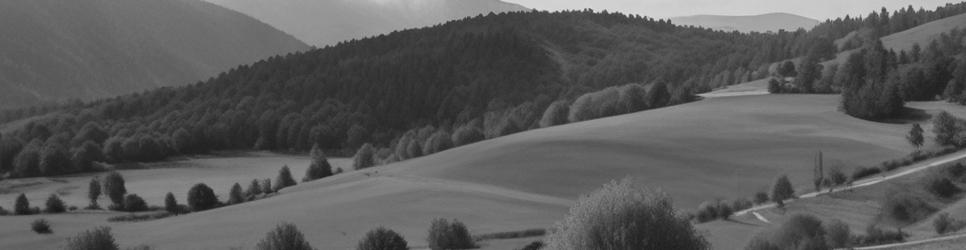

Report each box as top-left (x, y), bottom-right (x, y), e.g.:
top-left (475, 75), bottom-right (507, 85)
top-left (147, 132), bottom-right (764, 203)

top-left (882, 13), bottom-right (966, 52)
top-left (30, 94), bottom-right (930, 250)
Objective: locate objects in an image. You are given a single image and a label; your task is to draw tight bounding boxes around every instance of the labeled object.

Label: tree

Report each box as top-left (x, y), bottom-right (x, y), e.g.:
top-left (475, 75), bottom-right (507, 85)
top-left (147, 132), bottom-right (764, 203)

top-left (247, 179), bottom-right (263, 197)
top-left (427, 218), bottom-right (476, 250)
top-left (65, 227), bottom-right (119, 250)
top-left (354, 143), bottom-right (376, 170)
top-left (771, 175), bottom-right (795, 207)
top-left (768, 78), bottom-right (782, 94)
top-left (303, 144), bottom-right (334, 182)
top-left (546, 178), bottom-right (708, 250)
top-left (824, 219), bottom-right (851, 248)
top-left (646, 81), bottom-right (671, 109)
top-left (45, 194), bottom-right (66, 213)
top-left (88, 177), bottom-right (101, 209)
top-left (933, 111), bottom-right (961, 146)
top-left (907, 123), bottom-right (925, 150)
top-left (228, 183), bottom-right (245, 205)
top-left (32, 219), bottom-right (52, 234)
top-left (14, 193), bottom-right (31, 215)
top-left (794, 56), bottom-right (822, 93)
top-left (539, 100), bottom-right (571, 128)
top-left (451, 125), bottom-right (485, 147)
top-left (39, 142), bottom-right (71, 176)
top-left (72, 141), bottom-right (104, 172)
top-left (13, 139), bottom-right (42, 178)
top-left (102, 171), bottom-right (127, 208)
top-left (164, 192), bottom-right (180, 214)
top-left (778, 61), bottom-right (797, 77)
top-left (255, 223), bottom-right (314, 250)
top-left (187, 183), bottom-right (219, 212)
top-left (274, 166), bottom-right (297, 192)
top-left (773, 214), bottom-right (827, 250)
top-left (357, 227), bottom-right (409, 250)
top-left (123, 194), bottom-right (148, 212)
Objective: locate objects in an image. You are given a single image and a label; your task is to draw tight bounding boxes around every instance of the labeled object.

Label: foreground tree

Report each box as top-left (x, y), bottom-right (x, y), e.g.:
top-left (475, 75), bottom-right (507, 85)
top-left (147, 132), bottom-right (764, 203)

top-left (546, 178), bottom-right (708, 250)
top-left (358, 227), bottom-right (409, 250)
top-left (907, 123), bottom-right (925, 150)
top-left (771, 175), bottom-right (796, 207)
top-left (187, 183), bottom-right (219, 212)
top-left (88, 177), bottom-right (101, 209)
top-left (65, 227), bottom-right (119, 250)
top-left (102, 171), bottom-right (127, 208)
top-left (255, 223), bottom-right (314, 250)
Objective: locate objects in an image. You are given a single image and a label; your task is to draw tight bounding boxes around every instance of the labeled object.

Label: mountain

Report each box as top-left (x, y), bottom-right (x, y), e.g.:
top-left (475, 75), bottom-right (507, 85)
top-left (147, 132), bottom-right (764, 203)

top-left (202, 0), bottom-right (529, 46)
top-left (671, 13), bottom-right (820, 33)
top-left (0, 0), bottom-right (309, 109)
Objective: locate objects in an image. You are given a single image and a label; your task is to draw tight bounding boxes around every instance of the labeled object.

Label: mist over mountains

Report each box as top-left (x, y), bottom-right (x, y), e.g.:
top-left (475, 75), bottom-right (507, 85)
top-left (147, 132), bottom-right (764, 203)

top-left (0, 0), bottom-right (308, 109)
top-left (202, 0), bottom-right (529, 46)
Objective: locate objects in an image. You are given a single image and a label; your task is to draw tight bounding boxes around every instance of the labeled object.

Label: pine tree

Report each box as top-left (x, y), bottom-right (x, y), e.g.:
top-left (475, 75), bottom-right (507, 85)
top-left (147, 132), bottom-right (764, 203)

top-left (164, 192), bottom-right (179, 214)
top-left (771, 175), bottom-right (796, 207)
top-left (274, 166), bottom-right (296, 192)
top-left (353, 143), bottom-right (376, 170)
top-left (247, 179), bottom-right (263, 198)
top-left (14, 193), bottom-right (31, 215)
top-left (228, 183), bottom-right (245, 205)
top-left (302, 144), bottom-right (333, 182)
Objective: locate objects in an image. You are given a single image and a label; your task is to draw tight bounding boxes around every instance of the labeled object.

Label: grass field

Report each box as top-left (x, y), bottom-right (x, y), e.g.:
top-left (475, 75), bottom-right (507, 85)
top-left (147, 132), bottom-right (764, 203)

top-left (2, 94), bottom-right (964, 249)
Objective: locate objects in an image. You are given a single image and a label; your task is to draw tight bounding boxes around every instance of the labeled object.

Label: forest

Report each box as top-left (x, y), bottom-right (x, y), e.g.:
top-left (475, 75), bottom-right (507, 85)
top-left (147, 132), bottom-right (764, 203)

top-left (2, 4), bottom-right (966, 178)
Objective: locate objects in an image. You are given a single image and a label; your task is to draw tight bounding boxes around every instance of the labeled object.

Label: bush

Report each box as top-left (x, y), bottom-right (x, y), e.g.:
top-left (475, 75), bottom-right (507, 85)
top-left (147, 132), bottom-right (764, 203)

top-left (428, 218), bottom-right (476, 250)
top-left (65, 227), bottom-right (119, 250)
top-left (45, 194), bottom-right (66, 213)
top-left (474, 229), bottom-right (546, 241)
top-left (273, 166), bottom-right (297, 192)
top-left (852, 166), bottom-right (882, 180)
top-left (772, 214), bottom-right (827, 250)
top-left (31, 219), bottom-right (52, 234)
top-left (695, 201), bottom-right (719, 223)
top-left (107, 212), bottom-right (174, 222)
top-left (103, 171), bottom-right (127, 208)
top-left (123, 194), bottom-right (148, 212)
top-left (881, 192), bottom-right (935, 223)
top-left (357, 227), bottom-right (408, 250)
top-left (520, 241), bottom-right (544, 250)
top-left (255, 223), bottom-right (313, 250)
top-left (546, 178), bottom-right (707, 250)
top-left (925, 176), bottom-right (961, 198)
top-left (14, 193), bottom-right (31, 215)
top-left (753, 192), bottom-right (769, 205)
top-left (824, 219), bottom-right (851, 248)
top-left (187, 183), bottom-right (219, 212)
top-left (858, 225), bottom-right (905, 245)
top-left (935, 213), bottom-right (953, 234)
top-left (732, 198), bottom-right (753, 212)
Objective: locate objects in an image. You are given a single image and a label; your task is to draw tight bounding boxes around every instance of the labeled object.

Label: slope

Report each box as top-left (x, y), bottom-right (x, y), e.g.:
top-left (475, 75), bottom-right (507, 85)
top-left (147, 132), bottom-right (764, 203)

top-left (203, 0), bottom-right (529, 47)
top-left (671, 13), bottom-right (820, 33)
top-left (0, 0), bottom-right (309, 109)
top-left (77, 94), bottom-right (933, 250)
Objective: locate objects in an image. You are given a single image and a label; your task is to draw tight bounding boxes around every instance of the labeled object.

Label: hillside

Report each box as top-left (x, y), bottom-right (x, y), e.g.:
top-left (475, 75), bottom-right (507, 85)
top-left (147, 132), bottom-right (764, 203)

top-left (671, 13), bottom-right (820, 33)
top-left (203, 0), bottom-right (529, 46)
top-left (52, 94), bottom-right (937, 250)
top-left (882, 12), bottom-right (966, 52)
top-left (0, 0), bottom-right (309, 109)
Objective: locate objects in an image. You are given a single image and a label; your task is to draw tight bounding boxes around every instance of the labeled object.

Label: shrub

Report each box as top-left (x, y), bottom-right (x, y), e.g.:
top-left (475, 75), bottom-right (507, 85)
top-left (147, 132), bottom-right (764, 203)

top-left (255, 223), bottom-right (313, 250)
top-left (474, 229), bottom-right (547, 241)
top-left (772, 214), bottom-right (827, 250)
top-left (858, 225), bottom-right (905, 245)
top-left (187, 183), bottom-right (219, 212)
top-left (31, 219), bottom-right (52, 234)
top-left (65, 227), bottom-right (119, 250)
top-left (107, 212), bottom-right (174, 222)
top-left (716, 201), bottom-right (734, 220)
top-left (881, 192), bottom-right (935, 223)
top-left (164, 192), bottom-right (180, 214)
top-left (14, 193), bottom-right (31, 215)
top-left (546, 178), bottom-right (707, 250)
top-left (428, 218), bottom-right (476, 250)
top-left (824, 219), bottom-right (851, 248)
top-left (732, 198), bottom-right (753, 212)
top-left (695, 201), bottom-right (719, 223)
top-left (357, 227), bottom-right (408, 250)
top-left (273, 166), bottom-right (297, 192)
top-left (827, 166), bottom-right (848, 187)
top-left (753, 192), bottom-right (769, 205)
top-left (103, 171), bottom-right (127, 208)
top-left (45, 194), bottom-right (66, 213)
top-left (744, 236), bottom-right (780, 250)
top-left (935, 213), bottom-right (953, 234)
top-left (925, 176), bottom-right (961, 198)
top-left (451, 125), bottom-right (485, 147)
top-left (852, 166), bottom-right (881, 180)
top-left (123, 194), bottom-right (148, 212)
top-left (353, 143), bottom-right (376, 170)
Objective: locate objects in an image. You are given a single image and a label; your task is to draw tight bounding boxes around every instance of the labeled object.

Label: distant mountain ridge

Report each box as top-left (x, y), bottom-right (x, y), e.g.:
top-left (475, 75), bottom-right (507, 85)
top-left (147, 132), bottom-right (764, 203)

top-left (671, 13), bottom-right (820, 33)
top-left (203, 0), bottom-right (529, 46)
top-left (0, 0), bottom-right (309, 109)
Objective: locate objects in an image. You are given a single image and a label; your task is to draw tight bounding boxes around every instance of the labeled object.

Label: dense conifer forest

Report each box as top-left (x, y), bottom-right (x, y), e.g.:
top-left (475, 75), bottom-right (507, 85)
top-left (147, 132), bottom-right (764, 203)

top-left (3, 4), bottom-right (966, 178)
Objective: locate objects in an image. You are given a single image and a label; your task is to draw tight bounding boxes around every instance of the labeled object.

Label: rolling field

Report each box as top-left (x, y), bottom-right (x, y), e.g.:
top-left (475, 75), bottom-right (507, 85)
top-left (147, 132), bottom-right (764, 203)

top-left (3, 94), bottom-right (964, 249)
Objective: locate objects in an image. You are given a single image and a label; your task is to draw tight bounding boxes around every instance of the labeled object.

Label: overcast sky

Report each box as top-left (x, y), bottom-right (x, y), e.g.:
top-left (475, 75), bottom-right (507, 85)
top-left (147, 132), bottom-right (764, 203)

top-left (503, 0), bottom-right (960, 20)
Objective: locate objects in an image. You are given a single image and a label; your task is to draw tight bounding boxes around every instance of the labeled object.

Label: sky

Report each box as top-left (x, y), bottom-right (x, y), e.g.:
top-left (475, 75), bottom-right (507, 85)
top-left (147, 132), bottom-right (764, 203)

top-left (503, 0), bottom-right (960, 20)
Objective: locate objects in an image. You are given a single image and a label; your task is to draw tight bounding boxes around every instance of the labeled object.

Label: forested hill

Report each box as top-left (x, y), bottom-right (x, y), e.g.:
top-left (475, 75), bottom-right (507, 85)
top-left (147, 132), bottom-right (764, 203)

top-left (0, 0), bottom-right (309, 109)
top-left (3, 6), bottom-right (965, 178)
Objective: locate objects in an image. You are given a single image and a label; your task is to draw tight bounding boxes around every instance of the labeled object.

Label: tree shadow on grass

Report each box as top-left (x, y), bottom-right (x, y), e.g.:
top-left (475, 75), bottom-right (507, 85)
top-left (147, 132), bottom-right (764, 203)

top-left (878, 107), bottom-right (932, 124)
